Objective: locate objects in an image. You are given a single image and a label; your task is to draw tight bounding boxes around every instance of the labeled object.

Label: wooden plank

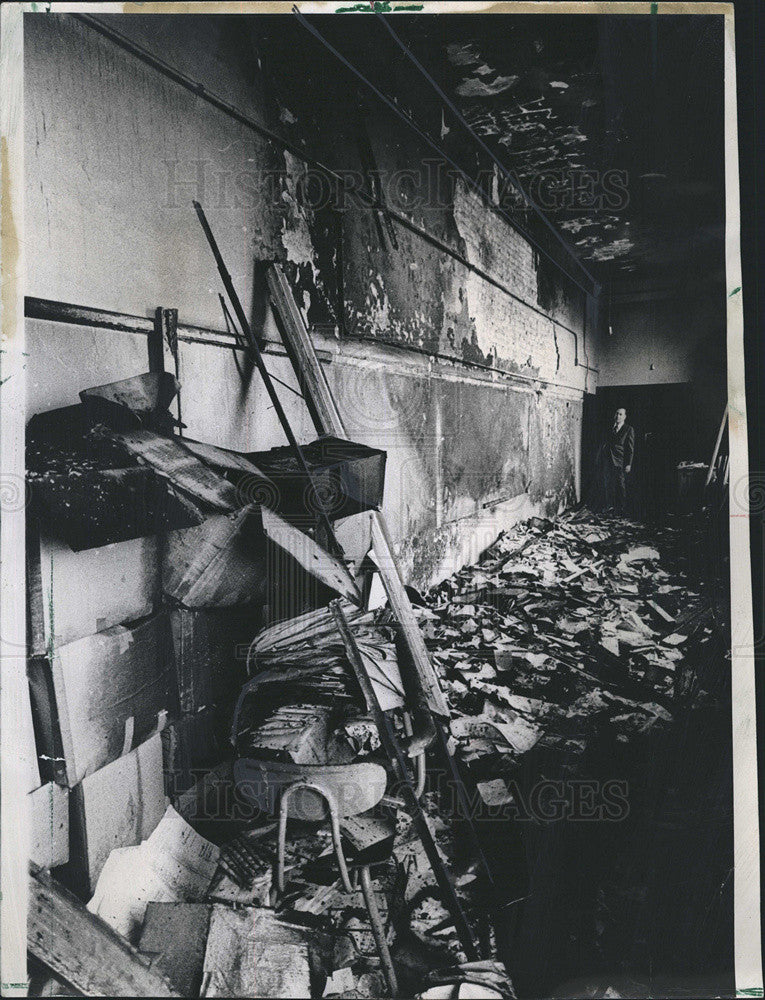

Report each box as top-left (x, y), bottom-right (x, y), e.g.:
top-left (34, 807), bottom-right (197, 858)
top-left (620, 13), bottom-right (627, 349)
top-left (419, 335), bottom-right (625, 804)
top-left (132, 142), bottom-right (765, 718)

top-left (270, 267), bottom-right (500, 914)
top-left (369, 517), bottom-right (449, 716)
top-left (260, 505), bottom-right (360, 605)
top-left (181, 437), bottom-right (271, 476)
top-left (61, 734), bottom-right (166, 896)
top-left (28, 865), bottom-right (181, 997)
top-left (104, 429), bottom-right (241, 512)
top-left (267, 265), bottom-right (343, 433)
top-left (646, 598), bottom-right (675, 624)
top-left (148, 308), bottom-right (167, 376)
top-left (48, 613), bottom-right (176, 786)
top-left (267, 264), bottom-right (447, 714)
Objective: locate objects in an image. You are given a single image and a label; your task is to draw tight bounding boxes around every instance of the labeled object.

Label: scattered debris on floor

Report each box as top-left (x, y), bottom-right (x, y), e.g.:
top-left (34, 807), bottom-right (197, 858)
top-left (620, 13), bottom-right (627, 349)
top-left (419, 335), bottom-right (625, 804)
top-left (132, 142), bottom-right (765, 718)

top-left (39, 505), bottom-right (723, 997)
top-left (423, 510), bottom-right (723, 784)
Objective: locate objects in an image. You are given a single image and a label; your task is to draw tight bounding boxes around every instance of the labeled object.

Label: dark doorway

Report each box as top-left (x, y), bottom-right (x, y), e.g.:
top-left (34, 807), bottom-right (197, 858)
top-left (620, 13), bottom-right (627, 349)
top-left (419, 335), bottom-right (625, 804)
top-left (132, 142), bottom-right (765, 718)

top-left (586, 384), bottom-right (697, 522)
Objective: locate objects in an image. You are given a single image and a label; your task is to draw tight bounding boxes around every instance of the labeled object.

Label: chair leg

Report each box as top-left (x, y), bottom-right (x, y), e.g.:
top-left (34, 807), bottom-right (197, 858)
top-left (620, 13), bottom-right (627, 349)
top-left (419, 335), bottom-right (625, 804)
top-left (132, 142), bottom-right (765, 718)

top-left (277, 782), bottom-right (354, 894)
top-left (277, 785), bottom-right (398, 995)
top-left (414, 750), bottom-right (426, 800)
top-left (277, 787), bottom-right (290, 894)
top-left (359, 865), bottom-right (398, 997)
top-left (403, 712), bottom-right (427, 800)
top-left (325, 789), bottom-right (354, 893)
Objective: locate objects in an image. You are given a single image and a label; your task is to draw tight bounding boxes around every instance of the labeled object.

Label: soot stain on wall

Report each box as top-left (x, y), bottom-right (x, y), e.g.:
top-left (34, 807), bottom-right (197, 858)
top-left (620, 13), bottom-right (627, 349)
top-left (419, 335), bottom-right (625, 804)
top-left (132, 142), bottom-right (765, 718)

top-left (26, 13), bottom-right (588, 588)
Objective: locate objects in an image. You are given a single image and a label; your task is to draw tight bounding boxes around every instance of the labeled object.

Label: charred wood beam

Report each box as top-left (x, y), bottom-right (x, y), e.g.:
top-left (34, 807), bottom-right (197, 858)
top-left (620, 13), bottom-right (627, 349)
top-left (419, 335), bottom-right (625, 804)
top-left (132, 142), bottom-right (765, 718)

top-left (28, 864), bottom-right (181, 997)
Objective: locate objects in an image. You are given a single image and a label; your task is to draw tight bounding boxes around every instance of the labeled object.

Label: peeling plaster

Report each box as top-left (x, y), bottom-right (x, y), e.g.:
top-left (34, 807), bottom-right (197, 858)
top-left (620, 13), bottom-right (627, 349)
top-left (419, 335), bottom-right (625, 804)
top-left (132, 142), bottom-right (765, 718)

top-left (279, 150), bottom-right (317, 272)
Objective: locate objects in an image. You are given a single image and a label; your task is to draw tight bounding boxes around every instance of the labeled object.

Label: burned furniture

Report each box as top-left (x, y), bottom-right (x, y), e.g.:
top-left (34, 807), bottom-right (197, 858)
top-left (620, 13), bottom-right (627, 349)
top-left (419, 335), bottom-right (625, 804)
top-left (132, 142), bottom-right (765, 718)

top-left (229, 601), bottom-right (428, 997)
top-left (247, 436), bottom-right (386, 524)
top-left (26, 396), bottom-right (203, 552)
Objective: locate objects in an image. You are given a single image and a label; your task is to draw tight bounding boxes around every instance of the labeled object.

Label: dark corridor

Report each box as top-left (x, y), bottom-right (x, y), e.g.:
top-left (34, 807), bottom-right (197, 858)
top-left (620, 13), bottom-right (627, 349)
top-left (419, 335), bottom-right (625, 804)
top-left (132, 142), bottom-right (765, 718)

top-left (583, 384), bottom-right (723, 522)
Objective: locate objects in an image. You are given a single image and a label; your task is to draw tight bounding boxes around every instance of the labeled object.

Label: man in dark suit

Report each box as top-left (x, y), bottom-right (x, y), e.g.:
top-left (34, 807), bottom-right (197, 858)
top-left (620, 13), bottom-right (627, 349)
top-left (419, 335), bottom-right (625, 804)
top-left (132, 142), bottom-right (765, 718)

top-left (597, 407), bottom-right (634, 514)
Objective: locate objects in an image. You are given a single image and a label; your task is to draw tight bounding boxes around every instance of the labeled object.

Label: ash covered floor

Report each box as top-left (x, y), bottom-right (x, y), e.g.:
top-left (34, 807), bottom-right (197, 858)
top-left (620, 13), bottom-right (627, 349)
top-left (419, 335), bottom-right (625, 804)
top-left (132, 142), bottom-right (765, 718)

top-left (420, 509), bottom-right (733, 999)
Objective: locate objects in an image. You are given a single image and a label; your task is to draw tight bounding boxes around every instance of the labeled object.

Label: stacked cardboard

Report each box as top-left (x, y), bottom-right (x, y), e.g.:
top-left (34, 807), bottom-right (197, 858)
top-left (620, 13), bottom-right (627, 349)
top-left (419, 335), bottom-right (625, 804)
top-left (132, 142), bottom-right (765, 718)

top-left (25, 373), bottom-right (371, 911)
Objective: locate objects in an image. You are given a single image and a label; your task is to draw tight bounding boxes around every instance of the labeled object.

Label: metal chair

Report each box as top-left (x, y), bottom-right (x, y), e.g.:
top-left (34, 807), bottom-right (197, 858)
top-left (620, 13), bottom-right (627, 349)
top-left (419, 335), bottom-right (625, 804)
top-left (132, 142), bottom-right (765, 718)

top-left (233, 757), bottom-right (399, 996)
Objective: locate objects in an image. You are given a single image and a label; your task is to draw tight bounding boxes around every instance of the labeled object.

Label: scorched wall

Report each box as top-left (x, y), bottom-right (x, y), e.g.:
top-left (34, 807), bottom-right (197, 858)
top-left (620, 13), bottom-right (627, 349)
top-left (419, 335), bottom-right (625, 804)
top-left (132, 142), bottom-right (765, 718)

top-left (25, 13), bottom-right (597, 589)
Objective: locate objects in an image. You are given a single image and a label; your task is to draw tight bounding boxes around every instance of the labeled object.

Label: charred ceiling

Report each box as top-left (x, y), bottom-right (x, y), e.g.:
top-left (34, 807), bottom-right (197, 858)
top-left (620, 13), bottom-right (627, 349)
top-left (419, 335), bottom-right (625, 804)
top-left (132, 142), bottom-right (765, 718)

top-left (255, 12), bottom-right (725, 292)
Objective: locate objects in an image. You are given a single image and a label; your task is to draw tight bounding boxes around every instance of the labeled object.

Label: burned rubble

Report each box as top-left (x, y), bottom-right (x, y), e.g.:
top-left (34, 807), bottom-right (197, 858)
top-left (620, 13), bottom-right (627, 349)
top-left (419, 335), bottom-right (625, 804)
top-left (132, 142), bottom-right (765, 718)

top-left (18, 11), bottom-right (742, 995)
top-left (23, 251), bottom-right (733, 1000)
top-left (28, 396), bottom-right (727, 997)
top-left (428, 510), bottom-right (715, 770)
top-left (17, 0), bottom-right (752, 1000)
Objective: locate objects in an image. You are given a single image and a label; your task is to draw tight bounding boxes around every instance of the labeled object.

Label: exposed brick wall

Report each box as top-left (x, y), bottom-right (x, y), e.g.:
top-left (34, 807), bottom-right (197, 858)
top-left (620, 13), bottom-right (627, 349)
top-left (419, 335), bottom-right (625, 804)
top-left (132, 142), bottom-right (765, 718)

top-left (332, 132), bottom-right (590, 392)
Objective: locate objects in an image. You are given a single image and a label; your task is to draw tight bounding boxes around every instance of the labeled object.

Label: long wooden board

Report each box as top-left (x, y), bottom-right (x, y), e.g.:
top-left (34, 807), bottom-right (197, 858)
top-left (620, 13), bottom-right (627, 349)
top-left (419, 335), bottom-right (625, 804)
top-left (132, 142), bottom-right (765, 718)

top-left (267, 264), bottom-right (448, 716)
top-left (260, 504), bottom-right (360, 605)
top-left (28, 865), bottom-right (181, 997)
top-left (104, 428), bottom-right (242, 512)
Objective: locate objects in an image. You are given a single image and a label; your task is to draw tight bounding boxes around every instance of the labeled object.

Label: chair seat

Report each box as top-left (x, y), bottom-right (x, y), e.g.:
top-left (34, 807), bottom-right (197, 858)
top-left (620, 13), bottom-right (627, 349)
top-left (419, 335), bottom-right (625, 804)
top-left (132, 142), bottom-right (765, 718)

top-left (233, 757), bottom-right (388, 821)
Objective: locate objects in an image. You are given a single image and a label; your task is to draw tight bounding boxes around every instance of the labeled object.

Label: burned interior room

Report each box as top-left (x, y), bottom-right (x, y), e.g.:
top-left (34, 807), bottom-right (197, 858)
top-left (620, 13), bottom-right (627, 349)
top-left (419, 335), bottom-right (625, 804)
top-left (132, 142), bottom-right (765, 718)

top-left (13, 5), bottom-right (748, 999)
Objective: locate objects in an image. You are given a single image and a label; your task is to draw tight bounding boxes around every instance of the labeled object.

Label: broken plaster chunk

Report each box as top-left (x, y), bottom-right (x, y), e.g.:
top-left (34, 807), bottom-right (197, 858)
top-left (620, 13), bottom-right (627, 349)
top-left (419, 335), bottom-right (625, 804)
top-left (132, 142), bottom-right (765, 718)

top-left (662, 633), bottom-right (688, 646)
top-left (476, 778), bottom-right (515, 807)
top-left (323, 967), bottom-right (356, 997)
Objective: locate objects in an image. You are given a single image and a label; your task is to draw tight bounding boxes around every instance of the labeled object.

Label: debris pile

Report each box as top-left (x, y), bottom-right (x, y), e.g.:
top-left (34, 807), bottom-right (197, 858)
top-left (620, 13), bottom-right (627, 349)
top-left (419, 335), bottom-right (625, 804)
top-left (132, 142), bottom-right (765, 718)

top-left (30, 501), bottom-right (725, 998)
top-left (421, 511), bottom-right (721, 782)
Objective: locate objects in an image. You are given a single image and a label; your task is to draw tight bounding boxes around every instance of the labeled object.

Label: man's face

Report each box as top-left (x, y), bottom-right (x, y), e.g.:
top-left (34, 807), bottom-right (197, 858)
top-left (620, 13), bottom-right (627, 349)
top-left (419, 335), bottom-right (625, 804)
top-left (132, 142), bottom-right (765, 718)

top-left (614, 408), bottom-right (626, 426)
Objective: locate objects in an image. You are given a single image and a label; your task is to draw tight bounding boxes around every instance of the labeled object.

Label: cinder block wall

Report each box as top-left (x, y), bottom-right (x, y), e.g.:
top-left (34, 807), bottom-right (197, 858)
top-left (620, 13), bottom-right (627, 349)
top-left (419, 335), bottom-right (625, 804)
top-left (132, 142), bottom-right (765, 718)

top-left (25, 13), bottom-right (597, 590)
